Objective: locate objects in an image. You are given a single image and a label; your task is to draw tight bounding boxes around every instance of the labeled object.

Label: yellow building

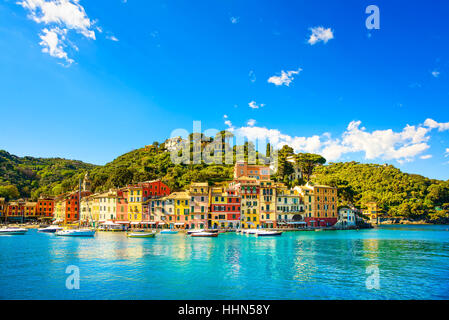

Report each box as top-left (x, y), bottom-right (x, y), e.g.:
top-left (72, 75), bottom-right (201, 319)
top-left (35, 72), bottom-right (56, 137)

top-left (233, 176), bottom-right (260, 229)
top-left (259, 180), bottom-right (276, 228)
top-left (127, 186), bottom-right (143, 222)
top-left (172, 191), bottom-right (190, 229)
top-left (297, 183), bottom-right (338, 227)
top-left (24, 202), bottom-right (37, 219)
top-left (53, 196), bottom-right (66, 223)
top-left (363, 202), bottom-right (379, 224)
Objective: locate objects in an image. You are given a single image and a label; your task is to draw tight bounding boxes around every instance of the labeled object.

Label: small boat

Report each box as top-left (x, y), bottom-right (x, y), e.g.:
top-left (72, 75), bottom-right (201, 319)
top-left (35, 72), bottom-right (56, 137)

top-left (55, 229), bottom-right (96, 237)
top-left (244, 229), bottom-right (259, 235)
top-left (38, 225), bottom-right (64, 233)
top-left (190, 232), bottom-right (218, 238)
top-left (256, 230), bottom-right (283, 237)
top-left (187, 229), bottom-right (205, 234)
top-left (0, 227), bottom-right (28, 235)
top-left (127, 231), bottom-right (156, 238)
top-left (314, 229), bottom-right (324, 232)
top-left (160, 229), bottom-right (178, 234)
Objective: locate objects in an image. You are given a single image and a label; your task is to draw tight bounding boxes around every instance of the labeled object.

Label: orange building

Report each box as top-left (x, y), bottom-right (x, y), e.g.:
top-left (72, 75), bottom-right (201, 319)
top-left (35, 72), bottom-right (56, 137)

top-left (234, 161), bottom-right (270, 181)
top-left (36, 198), bottom-right (55, 220)
top-left (297, 183), bottom-right (338, 227)
top-left (6, 200), bottom-right (25, 222)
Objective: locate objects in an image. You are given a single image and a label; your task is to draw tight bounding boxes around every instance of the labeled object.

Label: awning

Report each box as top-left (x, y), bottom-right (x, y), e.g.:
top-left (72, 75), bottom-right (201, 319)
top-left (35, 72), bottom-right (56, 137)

top-left (101, 221), bottom-right (120, 226)
top-left (158, 221), bottom-right (167, 224)
top-left (140, 221), bottom-right (157, 224)
top-left (288, 221), bottom-right (307, 225)
top-left (174, 222), bottom-right (185, 226)
top-left (116, 221), bottom-right (130, 224)
top-left (130, 222), bottom-right (140, 225)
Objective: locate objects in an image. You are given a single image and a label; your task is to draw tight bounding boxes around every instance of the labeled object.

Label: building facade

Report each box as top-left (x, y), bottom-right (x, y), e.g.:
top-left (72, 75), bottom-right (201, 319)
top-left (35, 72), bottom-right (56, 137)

top-left (297, 184), bottom-right (338, 227)
top-left (276, 185), bottom-right (305, 228)
top-left (234, 161), bottom-right (271, 181)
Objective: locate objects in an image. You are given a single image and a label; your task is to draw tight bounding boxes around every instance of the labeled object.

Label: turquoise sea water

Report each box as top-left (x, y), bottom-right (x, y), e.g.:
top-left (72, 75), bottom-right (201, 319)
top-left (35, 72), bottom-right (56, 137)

top-left (1, 225), bottom-right (449, 300)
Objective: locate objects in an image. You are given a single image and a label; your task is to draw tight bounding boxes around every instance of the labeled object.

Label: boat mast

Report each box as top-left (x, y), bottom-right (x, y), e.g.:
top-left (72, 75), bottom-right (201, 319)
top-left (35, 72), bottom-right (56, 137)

top-left (78, 178), bottom-right (81, 229)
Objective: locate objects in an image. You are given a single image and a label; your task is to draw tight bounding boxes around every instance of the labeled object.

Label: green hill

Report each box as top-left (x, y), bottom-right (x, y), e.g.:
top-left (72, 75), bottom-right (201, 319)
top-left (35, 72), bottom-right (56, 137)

top-left (0, 150), bottom-right (98, 200)
top-left (312, 161), bottom-right (449, 222)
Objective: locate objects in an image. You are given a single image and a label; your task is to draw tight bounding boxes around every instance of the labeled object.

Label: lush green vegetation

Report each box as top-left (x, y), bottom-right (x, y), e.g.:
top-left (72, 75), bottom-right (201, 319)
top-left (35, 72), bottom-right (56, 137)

top-left (0, 150), bottom-right (97, 200)
top-left (311, 161), bottom-right (449, 222)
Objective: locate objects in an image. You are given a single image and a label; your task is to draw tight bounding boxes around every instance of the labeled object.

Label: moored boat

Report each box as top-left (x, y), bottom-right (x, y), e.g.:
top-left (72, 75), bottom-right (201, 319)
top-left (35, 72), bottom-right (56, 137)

top-left (55, 229), bottom-right (96, 237)
top-left (38, 225), bottom-right (64, 233)
top-left (255, 230), bottom-right (283, 237)
top-left (0, 227), bottom-right (28, 235)
top-left (160, 229), bottom-right (178, 234)
top-left (190, 231), bottom-right (218, 237)
top-left (187, 229), bottom-right (205, 234)
top-left (127, 231), bottom-right (156, 238)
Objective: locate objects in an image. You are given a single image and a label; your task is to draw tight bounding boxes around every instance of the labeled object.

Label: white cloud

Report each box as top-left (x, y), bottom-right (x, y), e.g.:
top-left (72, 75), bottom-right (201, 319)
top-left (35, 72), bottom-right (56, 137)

top-left (424, 118), bottom-right (449, 132)
top-left (249, 70), bottom-right (256, 83)
top-left (223, 114), bottom-right (228, 119)
top-left (106, 35), bottom-right (119, 42)
top-left (445, 148), bottom-right (449, 157)
top-left (225, 118), bottom-right (439, 163)
top-left (308, 26), bottom-right (334, 45)
top-left (420, 155), bottom-right (432, 159)
top-left (17, 0), bottom-right (97, 64)
top-left (246, 119), bottom-right (256, 126)
top-left (230, 16), bottom-right (239, 24)
top-left (248, 101), bottom-right (264, 109)
top-left (431, 70), bottom-right (440, 78)
top-left (268, 69), bottom-right (302, 86)
top-left (38, 27), bottom-right (73, 64)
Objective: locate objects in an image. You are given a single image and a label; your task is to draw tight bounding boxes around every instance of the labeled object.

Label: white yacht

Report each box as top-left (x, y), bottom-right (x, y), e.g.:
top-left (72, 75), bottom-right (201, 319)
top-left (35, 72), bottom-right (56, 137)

top-left (38, 225), bottom-right (64, 233)
top-left (187, 229), bottom-right (205, 234)
top-left (55, 229), bottom-right (96, 237)
top-left (0, 227), bottom-right (28, 235)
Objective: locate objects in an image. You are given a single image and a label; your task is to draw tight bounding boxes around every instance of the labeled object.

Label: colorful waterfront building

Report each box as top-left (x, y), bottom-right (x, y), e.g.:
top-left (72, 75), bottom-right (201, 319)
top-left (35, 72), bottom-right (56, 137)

top-left (159, 194), bottom-right (175, 228)
top-left (209, 184), bottom-right (241, 229)
top-left (144, 197), bottom-right (166, 227)
top-left (233, 176), bottom-right (260, 229)
top-left (337, 207), bottom-right (357, 227)
top-left (172, 191), bottom-right (190, 229)
top-left (24, 201), bottom-right (37, 220)
top-left (234, 160), bottom-right (271, 181)
top-left (138, 180), bottom-right (171, 200)
top-left (36, 197), bottom-right (54, 221)
top-left (259, 180), bottom-right (277, 228)
top-left (53, 195), bottom-right (66, 224)
top-left (363, 202), bottom-right (380, 224)
top-left (54, 190), bottom-right (92, 224)
top-left (80, 195), bottom-right (92, 224)
top-left (96, 190), bottom-right (117, 222)
top-left (127, 185), bottom-right (144, 223)
top-left (275, 184), bottom-right (305, 228)
top-left (0, 197), bottom-right (5, 220)
top-left (296, 183), bottom-right (338, 227)
top-left (187, 182), bottom-right (209, 229)
top-left (6, 200), bottom-right (25, 222)
top-left (116, 189), bottom-right (129, 223)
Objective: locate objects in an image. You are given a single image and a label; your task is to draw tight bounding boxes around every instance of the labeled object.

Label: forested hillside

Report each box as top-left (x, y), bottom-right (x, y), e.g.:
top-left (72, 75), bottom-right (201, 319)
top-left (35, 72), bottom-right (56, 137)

top-left (312, 161), bottom-right (449, 222)
top-left (0, 150), bottom-right (97, 200)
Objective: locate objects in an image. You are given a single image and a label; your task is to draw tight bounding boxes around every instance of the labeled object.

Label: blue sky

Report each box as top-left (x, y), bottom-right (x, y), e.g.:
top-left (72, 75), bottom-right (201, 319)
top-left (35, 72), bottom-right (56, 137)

top-left (0, 0), bottom-right (448, 179)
